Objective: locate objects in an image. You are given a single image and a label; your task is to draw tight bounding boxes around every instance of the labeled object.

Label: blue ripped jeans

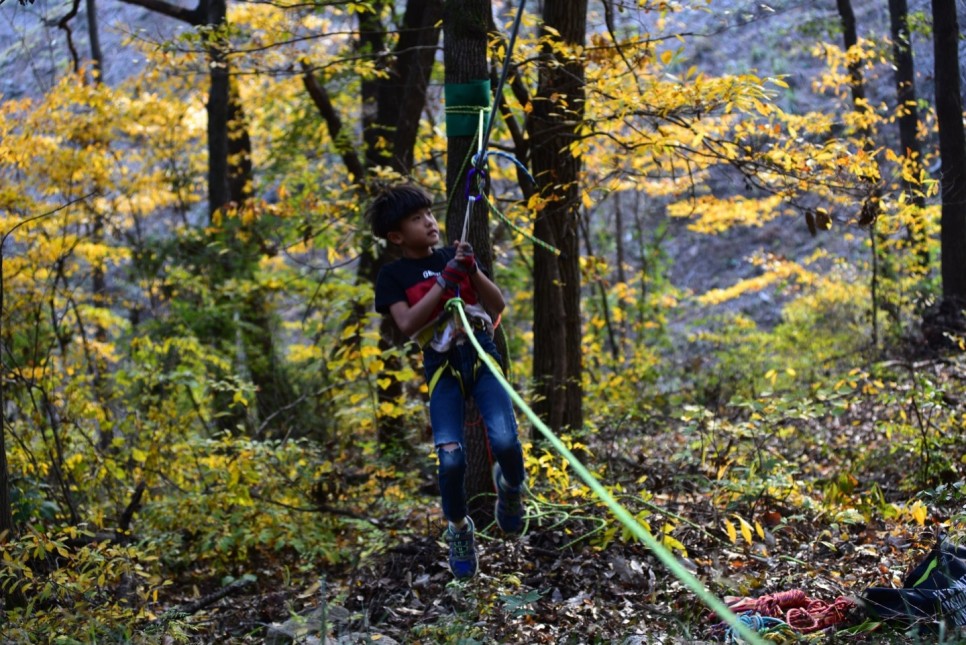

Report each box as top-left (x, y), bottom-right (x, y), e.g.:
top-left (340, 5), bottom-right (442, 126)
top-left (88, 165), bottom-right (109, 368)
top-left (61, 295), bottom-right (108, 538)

top-left (424, 330), bottom-right (526, 524)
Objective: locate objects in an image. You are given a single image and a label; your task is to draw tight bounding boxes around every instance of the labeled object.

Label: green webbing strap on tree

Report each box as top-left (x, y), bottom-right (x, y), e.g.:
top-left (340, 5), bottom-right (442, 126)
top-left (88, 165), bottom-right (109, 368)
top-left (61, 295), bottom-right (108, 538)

top-left (443, 298), bottom-right (767, 645)
top-left (445, 80), bottom-right (491, 138)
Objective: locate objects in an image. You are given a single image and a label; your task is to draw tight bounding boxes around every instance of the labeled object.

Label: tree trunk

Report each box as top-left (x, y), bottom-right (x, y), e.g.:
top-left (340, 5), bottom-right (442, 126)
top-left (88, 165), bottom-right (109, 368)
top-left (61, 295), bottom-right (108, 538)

top-left (85, 0), bottom-right (103, 80)
top-left (362, 0), bottom-right (442, 174)
top-left (386, 0), bottom-right (444, 173)
top-left (443, 0), bottom-right (497, 524)
top-left (227, 78), bottom-right (253, 204)
top-left (932, 0), bottom-right (966, 306)
top-left (889, 0), bottom-right (928, 266)
top-left (836, 0), bottom-right (864, 105)
top-left (206, 0), bottom-right (230, 218)
top-left (528, 0), bottom-right (587, 435)
top-left (342, 0), bottom-right (443, 456)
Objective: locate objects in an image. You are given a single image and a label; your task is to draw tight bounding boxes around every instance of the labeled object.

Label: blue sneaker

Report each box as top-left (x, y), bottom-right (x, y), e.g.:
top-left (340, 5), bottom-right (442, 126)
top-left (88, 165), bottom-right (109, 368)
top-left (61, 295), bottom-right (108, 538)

top-left (492, 463), bottom-right (525, 535)
top-left (445, 517), bottom-right (478, 579)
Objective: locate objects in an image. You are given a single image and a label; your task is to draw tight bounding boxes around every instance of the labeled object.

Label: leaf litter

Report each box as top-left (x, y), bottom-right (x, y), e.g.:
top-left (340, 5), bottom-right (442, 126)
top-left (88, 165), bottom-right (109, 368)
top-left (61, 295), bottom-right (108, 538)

top-left (154, 355), bottom-right (966, 643)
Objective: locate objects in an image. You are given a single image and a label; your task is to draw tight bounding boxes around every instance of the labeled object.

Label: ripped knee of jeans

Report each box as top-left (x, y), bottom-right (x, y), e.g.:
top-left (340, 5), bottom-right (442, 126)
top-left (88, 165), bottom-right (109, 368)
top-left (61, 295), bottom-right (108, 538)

top-left (437, 442), bottom-right (466, 476)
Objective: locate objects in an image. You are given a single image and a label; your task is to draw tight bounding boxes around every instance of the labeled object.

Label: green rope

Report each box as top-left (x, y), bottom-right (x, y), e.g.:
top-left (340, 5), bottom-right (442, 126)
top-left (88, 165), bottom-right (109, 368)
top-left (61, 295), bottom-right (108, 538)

top-left (443, 297), bottom-right (767, 645)
top-left (481, 193), bottom-right (560, 256)
top-left (443, 125), bottom-right (482, 229)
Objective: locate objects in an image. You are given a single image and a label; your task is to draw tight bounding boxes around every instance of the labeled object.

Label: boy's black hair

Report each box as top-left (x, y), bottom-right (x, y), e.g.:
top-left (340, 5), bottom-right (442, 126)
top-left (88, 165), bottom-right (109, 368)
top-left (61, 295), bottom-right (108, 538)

top-left (368, 183), bottom-right (434, 239)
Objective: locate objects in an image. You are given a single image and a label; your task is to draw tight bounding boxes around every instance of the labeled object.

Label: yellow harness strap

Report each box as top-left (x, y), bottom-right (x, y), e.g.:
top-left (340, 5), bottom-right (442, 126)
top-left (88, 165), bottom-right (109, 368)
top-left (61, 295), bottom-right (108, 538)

top-left (428, 361), bottom-right (462, 399)
top-left (476, 356), bottom-right (503, 380)
top-left (428, 353), bottom-right (504, 399)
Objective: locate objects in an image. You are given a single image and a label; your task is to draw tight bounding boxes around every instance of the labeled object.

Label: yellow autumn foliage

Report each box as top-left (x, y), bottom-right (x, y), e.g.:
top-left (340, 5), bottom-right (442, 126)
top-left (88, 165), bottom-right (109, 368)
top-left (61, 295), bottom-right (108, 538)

top-left (697, 253), bottom-right (818, 306)
top-left (667, 194), bottom-right (787, 233)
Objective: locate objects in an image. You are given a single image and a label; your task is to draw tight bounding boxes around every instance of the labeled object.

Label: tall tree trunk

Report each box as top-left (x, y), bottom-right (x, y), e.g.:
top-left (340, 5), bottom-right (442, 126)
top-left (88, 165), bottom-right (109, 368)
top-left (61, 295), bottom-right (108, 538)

top-left (837, 0), bottom-right (890, 345)
top-left (889, 0), bottom-right (928, 267)
top-left (85, 0), bottom-right (103, 80)
top-left (362, 0), bottom-right (442, 173)
top-left (932, 0), bottom-right (966, 307)
top-left (385, 0), bottom-right (444, 173)
top-left (836, 0), bottom-right (864, 106)
top-left (529, 0), bottom-right (587, 435)
top-left (340, 0), bottom-right (443, 455)
top-left (443, 0), bottom-right (497, 523)
top-left (206, 0), bottom-right (230, 218)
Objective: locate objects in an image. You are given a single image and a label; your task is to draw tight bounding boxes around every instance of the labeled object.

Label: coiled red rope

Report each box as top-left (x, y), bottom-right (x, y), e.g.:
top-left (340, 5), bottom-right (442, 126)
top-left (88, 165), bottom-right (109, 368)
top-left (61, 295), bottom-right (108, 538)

top-left (722, 589), bottom-right (855, 634)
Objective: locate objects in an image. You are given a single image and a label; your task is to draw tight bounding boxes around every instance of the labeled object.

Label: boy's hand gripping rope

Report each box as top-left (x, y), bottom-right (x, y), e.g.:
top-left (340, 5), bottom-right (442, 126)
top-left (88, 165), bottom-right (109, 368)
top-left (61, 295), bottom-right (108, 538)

top-left (442, 296), bottom-right (767, 645)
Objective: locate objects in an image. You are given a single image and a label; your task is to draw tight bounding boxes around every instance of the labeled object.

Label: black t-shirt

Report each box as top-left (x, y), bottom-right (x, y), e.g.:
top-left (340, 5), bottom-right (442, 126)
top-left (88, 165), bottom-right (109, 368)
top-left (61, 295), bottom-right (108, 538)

top-left (375, 247), bottom-right (482, 316)
top-left (374, 247), bottom-right (491, 349)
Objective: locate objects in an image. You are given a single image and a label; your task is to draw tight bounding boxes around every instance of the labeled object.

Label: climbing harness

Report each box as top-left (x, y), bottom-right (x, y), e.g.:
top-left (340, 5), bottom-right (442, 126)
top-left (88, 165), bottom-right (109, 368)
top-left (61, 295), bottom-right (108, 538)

top-left (426, 318), bottom-right (499, 399)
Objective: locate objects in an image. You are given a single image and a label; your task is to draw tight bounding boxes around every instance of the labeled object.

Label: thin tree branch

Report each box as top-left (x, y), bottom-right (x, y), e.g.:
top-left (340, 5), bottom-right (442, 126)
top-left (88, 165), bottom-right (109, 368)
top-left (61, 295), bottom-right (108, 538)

top-left (53, 0), bottom-right (82, 73)
top-left (301, 62), bottom-right (365, 182)
top-left (115, 0), bottom-right (203, 25)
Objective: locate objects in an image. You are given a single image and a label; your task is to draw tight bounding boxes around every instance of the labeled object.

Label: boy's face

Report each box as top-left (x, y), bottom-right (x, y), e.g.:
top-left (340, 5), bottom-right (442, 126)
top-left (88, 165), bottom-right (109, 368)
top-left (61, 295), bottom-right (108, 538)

top-left (388, 207), bottom-right (439, 250)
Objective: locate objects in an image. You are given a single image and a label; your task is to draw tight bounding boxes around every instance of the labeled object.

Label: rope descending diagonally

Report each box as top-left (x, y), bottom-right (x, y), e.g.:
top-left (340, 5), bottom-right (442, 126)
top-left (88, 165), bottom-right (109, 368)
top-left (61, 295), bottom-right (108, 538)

top-left (481, 191), bottom-right (560, 256)
top-left (443, 297), bottom-right (767, 645)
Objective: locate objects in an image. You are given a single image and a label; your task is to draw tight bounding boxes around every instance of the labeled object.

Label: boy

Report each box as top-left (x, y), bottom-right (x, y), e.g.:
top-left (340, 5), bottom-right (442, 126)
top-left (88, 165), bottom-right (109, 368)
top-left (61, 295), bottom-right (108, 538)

top-left (370, 183), bottom-right (526, 580)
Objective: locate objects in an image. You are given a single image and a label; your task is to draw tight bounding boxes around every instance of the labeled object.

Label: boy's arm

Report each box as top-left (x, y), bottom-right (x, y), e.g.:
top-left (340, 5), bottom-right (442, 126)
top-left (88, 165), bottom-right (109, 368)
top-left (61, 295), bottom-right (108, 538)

top-left (388, 282), bottom-right (449, 337)
top-left (456, 242), bottom-right (505, 317)
top-left (469, 270), bottom-right (506, 317)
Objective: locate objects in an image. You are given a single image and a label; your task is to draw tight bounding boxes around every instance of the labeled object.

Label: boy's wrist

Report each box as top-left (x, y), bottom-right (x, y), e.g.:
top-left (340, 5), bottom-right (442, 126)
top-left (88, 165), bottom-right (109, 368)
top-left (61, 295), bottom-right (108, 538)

top-left (436, 274), bottom-right (458, 292)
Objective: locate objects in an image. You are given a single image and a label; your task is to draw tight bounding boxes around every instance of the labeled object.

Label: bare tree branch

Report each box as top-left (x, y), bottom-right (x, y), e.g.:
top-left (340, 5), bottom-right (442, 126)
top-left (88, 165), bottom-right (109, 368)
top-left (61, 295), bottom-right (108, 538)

top-left (301, 62), bottom-right (365, 183)
top-left (115, 0), bottom-right (203, 25)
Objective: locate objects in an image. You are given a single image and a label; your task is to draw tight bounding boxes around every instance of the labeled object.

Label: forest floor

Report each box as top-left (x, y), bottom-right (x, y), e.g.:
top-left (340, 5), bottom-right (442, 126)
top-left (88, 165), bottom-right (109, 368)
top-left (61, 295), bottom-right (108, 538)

top-left (155, 346), bottom-right (966, 645)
